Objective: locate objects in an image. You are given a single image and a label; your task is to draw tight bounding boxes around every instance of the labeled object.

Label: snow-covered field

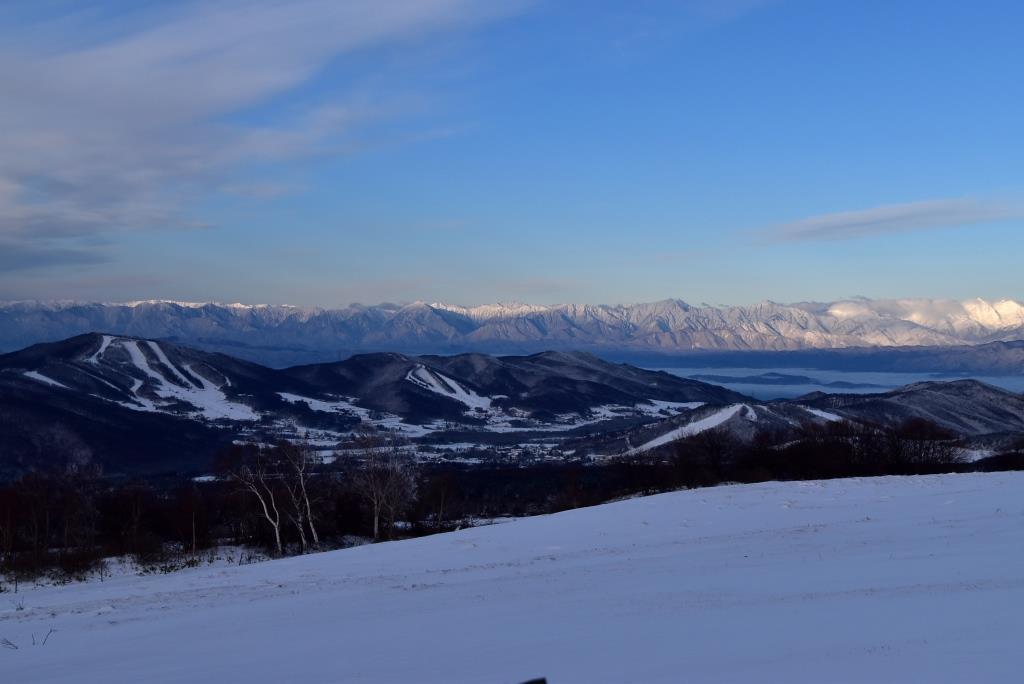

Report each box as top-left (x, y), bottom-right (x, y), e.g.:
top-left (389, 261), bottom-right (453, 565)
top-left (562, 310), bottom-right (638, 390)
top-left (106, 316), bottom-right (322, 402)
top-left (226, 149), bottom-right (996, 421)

top-left (3, 472), bottom-right (1022, 683)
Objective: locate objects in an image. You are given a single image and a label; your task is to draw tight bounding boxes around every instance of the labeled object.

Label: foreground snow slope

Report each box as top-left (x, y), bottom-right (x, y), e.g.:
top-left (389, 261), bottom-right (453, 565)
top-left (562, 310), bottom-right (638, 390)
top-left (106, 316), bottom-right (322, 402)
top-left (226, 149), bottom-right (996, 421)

top-left (3, 473), bottom-right (1023, 683)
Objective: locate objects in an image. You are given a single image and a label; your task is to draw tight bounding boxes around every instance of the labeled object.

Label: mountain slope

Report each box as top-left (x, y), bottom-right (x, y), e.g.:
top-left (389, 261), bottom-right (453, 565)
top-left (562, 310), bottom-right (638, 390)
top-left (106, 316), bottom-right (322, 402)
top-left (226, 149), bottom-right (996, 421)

top-left (581, 379), bottom-right (1024, 458)
top-left (0, 333), bottom-right (319, 420)
top-left (0, 335), bottom-right (747, 475)
top-left (581, 401), bottom-right (840, 455)
top-left (286, 349), bottom-right (745, 421)
top-left (800, 379), bottom-right (1024, 436)
top-left (3, 297), bottom-right (1024, 365)
top-left (4, 473), bottom-right (1022, 683)
top-left (3, 333), bottom-right (1021, 476)
top-left (0, 334), bottom-right (329, 476)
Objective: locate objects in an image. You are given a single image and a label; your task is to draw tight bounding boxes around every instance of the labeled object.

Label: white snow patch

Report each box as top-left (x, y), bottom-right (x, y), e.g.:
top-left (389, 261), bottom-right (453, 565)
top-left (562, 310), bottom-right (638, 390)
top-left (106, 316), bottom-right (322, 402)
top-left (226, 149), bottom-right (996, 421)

top-left (121, 339), bottom-right (256, 421)
top-left (631, 404), bottom-right (749, 453)
top-left (800, 405), bottom-right (844, 422)
top-left (86, 334), bottom-right (114, 364)
top-left (145, 340), bottom-right (196, 388)
top-left (121, 378), bottom-right (158, 412)
top-left (639, 400), bottom-right (704, 416)
top-left (276, 393), bottom-right (433, 437)
top-left (475, 402), bottom-right (693, 434)
top-left (957, 448), bottom-right (995, 463)
top-left (80, 369), bottom-right (123, 393)
top-left (406, 365), bottom-right (493, 411)
top-left (22, 370), bottom-right (69, 389)
top-left (424, 442), bottom-right (492, 452)
top-left (277, 392), bottom-right (353, 414)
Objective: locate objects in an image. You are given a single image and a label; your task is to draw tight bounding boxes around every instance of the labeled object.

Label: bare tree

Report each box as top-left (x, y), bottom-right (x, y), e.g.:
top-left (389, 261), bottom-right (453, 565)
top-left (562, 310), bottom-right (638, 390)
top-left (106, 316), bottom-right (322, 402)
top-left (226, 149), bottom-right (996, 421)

top-left (0, 488), bottom-right (14, 589)
top-left (350, 432), bottom-right (418, 540)
top-left (226, 447), bottom-right (284, 556)
top-left (278, 442), bottom-right (320, 548)
top-left (892, 418), bottom-right (962, 469)
top-left (284, 481), bottom-right (309, 554)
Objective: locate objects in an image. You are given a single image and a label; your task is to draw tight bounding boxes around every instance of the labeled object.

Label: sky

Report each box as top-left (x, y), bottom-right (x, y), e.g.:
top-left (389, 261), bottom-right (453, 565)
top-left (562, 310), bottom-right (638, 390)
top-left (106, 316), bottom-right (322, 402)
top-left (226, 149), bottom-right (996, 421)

top-left (0, 0), bottom-right (1022, 307)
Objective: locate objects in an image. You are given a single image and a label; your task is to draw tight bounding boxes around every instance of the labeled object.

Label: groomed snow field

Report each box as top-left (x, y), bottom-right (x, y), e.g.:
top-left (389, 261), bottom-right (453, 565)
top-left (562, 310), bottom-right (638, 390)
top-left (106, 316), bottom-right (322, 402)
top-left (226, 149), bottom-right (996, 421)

top-left (2, 472), bottom-right (1022, 683)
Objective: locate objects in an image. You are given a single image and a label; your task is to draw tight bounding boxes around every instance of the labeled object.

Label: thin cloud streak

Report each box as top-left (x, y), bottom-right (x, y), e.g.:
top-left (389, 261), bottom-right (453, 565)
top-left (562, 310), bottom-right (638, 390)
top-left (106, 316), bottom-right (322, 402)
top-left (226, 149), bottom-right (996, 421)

top-left (0, 241), bottom-right (110, 272)
top-left (765, 198), bottom-right (1021, 243)
top-left (0, 0), bottom-right (528, 270)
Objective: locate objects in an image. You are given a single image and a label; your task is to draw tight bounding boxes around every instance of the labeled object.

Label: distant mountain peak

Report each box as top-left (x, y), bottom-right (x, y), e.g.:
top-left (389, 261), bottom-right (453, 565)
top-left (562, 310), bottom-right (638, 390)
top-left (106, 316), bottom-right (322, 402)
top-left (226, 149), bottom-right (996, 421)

top-left (2, 297), bottom-right (1023, 366)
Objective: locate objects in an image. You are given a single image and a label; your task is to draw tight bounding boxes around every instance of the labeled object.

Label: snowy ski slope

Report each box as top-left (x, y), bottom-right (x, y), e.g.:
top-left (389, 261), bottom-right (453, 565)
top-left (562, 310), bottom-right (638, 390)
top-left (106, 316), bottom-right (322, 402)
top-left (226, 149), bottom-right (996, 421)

top-left (2, 472), bottom-right (1021, 683)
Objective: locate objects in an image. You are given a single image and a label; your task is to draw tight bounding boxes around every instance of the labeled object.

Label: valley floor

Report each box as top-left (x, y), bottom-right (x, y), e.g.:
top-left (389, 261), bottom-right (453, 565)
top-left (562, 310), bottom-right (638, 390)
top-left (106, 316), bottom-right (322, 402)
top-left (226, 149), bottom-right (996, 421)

top-left (2, 472), bottom-right (1022, 683)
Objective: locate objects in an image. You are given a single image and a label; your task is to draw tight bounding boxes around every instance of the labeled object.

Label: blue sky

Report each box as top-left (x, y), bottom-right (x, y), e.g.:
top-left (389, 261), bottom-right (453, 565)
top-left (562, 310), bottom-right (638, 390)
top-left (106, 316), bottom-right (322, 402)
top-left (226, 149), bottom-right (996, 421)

top-left (0, 0), bottom-right (1021, 306)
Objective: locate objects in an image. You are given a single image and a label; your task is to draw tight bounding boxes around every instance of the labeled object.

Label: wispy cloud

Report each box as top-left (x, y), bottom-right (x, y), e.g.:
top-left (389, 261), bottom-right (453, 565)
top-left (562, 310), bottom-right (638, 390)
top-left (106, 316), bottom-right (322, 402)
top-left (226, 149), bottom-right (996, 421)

top-left (764, 198), bottom-right (1021, 243)
top-left (0, 241), bottom-right (110, 271)
top-left (220, 182), bottom-right (304, 200)
top-left (0, 0), bottom-right (527, 272)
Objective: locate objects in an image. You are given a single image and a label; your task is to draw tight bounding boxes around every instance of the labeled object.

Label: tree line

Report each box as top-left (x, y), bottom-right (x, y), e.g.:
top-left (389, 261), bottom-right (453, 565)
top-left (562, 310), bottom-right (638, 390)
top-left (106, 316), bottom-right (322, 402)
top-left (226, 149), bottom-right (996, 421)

top-left (1, 419), bottom-right (1021, 586)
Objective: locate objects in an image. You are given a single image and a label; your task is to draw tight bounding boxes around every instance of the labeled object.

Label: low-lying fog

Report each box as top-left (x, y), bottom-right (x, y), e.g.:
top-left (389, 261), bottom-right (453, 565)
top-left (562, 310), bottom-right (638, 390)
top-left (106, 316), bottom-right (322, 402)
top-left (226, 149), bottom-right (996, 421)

top-left (653, 367), bottom-right (1024, 400)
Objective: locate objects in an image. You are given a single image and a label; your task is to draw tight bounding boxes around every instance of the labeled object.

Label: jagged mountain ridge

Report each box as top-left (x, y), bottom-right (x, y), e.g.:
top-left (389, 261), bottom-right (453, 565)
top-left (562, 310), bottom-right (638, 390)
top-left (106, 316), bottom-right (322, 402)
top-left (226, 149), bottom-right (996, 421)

top-left (2, 297), bottom-right (1024, 366)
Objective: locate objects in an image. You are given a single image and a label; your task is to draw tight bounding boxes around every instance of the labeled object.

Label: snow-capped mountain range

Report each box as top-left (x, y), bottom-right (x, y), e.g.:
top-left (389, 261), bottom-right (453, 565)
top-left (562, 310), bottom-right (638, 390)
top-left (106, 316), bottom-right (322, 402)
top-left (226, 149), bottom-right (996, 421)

top-left (2, 297), bottom-right (1023, 366)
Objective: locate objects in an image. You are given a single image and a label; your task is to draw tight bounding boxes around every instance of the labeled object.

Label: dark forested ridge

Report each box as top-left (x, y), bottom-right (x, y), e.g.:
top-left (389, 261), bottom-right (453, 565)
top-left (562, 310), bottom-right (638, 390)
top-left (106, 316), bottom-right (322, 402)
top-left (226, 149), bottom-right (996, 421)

top-left (2, 333), bottom-right (1024, 481)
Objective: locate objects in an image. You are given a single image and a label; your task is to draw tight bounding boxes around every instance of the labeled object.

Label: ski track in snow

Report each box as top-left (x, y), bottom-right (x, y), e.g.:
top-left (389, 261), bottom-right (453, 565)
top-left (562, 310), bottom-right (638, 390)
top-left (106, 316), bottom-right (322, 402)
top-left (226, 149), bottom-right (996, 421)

top-left (145, 340), bottom-right (196, 388)
top-left (85, 334), bottom-right (114, 365)
top-left (404, 364), bottom-right (707, 432)
top-left (406, 365), bottom-right (493, 411)
top-left (2, 472), bottom-right (1022, 683)
top-left (120, 339), bottom-right (256, 421)
top-left (801, 405), bottom-right (844, 422)
top-left (632, 403), bottom-right (751, 453)
top-left (22, 370), bottom-right (69, 389)
top-left (80, 369), bottom-right (123, 393)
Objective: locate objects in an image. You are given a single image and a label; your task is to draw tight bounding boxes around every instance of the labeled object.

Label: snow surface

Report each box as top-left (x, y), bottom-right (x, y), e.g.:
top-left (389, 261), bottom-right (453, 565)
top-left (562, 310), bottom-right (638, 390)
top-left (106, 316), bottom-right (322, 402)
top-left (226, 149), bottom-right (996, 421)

top-left (476, 404), bottom-right (643, 434)
top-left (639, 399), bottom-right (705, 415)
top-left (632, 403), bottom-right (751, 453)
top-left (958, 447), bottom-right (996, 463)
top-left (800, 405), bottom-right (844, 422)
top-left (429, 301), bottom-right (554, 320)
top-left (9, 297), bottom-right (1024, 357)
top-left (2, 472), bottom-right (1021, 683)
top-left (278, 378), bottom-right (675, 439)
top-left (122, 377), bottom-right (157, 412)
top-left (276, 392), bottom-right (434, 437)
top-left (405, 365), bottom-right (493, 411)
top-left (120, 339), bottom-right (257, 421)
top-left (145, 340), bottom-right (195, 388)
top-left (21, 370), bottom-right (68, 389)
top-left (85, 334), bottom-right (113, 365)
